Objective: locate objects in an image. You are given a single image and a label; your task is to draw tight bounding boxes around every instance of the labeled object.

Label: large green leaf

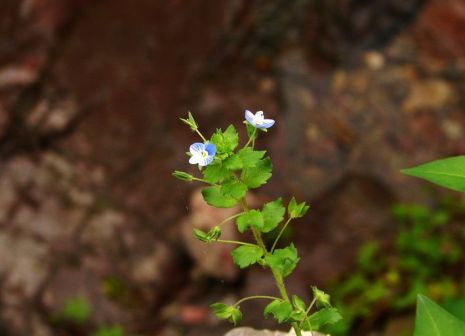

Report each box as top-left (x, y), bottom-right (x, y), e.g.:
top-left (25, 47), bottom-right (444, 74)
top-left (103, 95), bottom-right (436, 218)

top-left (413, 295), bottom-right (465, 336)
top-left (202, 186), bottom-right (240, 208)
top-left (231, 245), bottom-right (263, 268)
top-left (401, 156), bottom-right (465, 192)
top-left (264, 244), bottom-right (299, 278)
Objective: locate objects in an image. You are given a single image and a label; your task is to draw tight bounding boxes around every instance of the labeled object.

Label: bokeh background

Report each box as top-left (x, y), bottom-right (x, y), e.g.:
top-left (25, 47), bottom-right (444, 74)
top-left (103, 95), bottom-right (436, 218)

top-left (1, 1), bottom-right (465, 335)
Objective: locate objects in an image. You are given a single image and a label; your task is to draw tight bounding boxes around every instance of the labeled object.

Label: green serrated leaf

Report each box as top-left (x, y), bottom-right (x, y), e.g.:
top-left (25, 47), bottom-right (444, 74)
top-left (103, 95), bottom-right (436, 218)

top-left (238, 148), bottom-right (266, 168)
top-left (311, 286), bottom-right (331, 308)
top-left (236, 210), bottom-right (264, 233)
top-left (211, 125), bottom-right (239, 155)
top-left (221, 179), bottom-right (248, 200)
top-left (288, 197), bottom-right (310, 218)
top-left (224, 154), bottom-right (242, 170)
top-left (264, 244), bottom-right (299, 278)
top-left (302, 307), bottom-right (342, 331)
top-left (203, 164), bottom-right (230, 183)
top-left (262, 198), bottom-right (285, 232)
top-left (231, 245), bottom-right (263, 268)
top-left (413, 295), bottom-right (465, 336)
top-left (241, 157), bottom-right (272, 188)
top-left (223, 148), bottom-right (266, 171)
top-left (402, 156), bottom-right (465, 192)
top-left (202, 186), bottom-right (240, 208)
top-left (264, 299), bottom-right (293, 323)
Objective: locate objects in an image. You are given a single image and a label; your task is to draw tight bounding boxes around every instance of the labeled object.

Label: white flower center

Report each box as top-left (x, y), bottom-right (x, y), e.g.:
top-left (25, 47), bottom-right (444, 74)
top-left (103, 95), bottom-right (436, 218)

top-left (252, 113), bottom-right (264, 125)
top-left (201, 150), bottom-right (208, 158)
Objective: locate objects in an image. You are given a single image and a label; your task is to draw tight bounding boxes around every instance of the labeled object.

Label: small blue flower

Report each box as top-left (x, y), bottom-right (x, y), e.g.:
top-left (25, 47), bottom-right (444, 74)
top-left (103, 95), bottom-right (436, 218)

top-left (188, 142), bottom-right (216, 167)
top-left (244, 110), bottom-right (275, 129)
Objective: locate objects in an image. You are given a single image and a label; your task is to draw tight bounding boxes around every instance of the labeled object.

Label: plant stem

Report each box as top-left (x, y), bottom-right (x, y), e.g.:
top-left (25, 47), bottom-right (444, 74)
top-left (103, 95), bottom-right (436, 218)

top-left (240, 197), bottom-right (303, 336)
top-left (234, 295), bottom-right (281, 307)
top-left (218, 212), bottom-right (244, 227)
top-left (270, 218), bottom-right (292, 252)
top-left (191, 177), bottom-right (218, 185)
top-left (243, 128), bottom-right (257, 148)
top-left (194, 128), bottom-right (207, 142)
top-left (215, 239), bottom-right (258, 247)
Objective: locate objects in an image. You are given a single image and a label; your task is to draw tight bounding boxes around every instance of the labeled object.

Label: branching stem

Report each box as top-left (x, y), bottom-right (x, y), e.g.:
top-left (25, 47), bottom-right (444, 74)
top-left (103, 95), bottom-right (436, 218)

top-left (215, 239), bottom-right (257, 247)
top-left (271, 218), bottom-right (292, 252)
top-left (234, 295), bottom-right (281, 307)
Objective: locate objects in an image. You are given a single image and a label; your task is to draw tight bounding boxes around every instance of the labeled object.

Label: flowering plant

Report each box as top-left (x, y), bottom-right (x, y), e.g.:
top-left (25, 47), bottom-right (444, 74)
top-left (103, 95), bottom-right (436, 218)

top-left (174, 110), bottom-right (341, 335)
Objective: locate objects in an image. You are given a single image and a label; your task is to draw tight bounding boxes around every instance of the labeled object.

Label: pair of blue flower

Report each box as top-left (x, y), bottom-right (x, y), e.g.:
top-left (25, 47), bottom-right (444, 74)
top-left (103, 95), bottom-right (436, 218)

top-left (189, 110), bottom-right (275, 167)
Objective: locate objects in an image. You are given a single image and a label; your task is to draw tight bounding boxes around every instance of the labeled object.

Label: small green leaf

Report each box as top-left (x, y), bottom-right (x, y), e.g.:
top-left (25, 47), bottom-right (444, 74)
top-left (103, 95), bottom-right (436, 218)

top-left (288, 197), bottom-right (310, 218)
top-left (302, 307), bottom-right (342, 331)
top-left (180, 111), bottom-right (198, 131)
top-left (203, 164), bottom-right (230, 183)
top-left (264, 299), bottom-right (293, 323)
top-left (264, 244), bottom-right (299, 278)
top-left (206, 226), bottom-right (221, 241)
top-left (211, 125), bottom-right (239, 155)
top-left (202, 186), bottom-right (240, 208)
top-left (292, 295), bottom-right (306, 311)
top-left (230, 307), bottom-right (242, 325)
top-left (236, 210), bottom-right (264, 233)
top-left (311, 286), bottom-right (331, 308)
top-left (402, 156), bottom-right (465, 192)
top-left (231, 245), bottom-right (263, 268)
top-left (413, 295), bottom-right (465, 336)
top-left (210, 303), bottom-right (230, 319)
top-left (210, 303), bottom-right (242, 325)
top-left (172, 170), bottom-right (194, 181)
top-left (262, 198), bottom-right (285, 232)
top-left (241, 157), bottom-right (272, 188)
top-left (193, 228), bottom-right (208, 242)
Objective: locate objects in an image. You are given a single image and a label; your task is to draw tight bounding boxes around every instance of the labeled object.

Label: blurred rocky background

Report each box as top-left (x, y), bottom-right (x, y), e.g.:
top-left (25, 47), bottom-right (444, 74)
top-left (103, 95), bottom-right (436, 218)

top-left (1, 0), bottom-right (465, 335)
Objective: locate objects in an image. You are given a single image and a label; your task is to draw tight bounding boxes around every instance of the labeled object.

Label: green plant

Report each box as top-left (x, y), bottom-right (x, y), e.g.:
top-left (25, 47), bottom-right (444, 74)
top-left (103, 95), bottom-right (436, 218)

top-left (91, 325), bottom-right (125, 336)
top-left (413, 295), bottom-right (465, 336)
top-left (403, 155), bottom-right (465, 335)
top-left (326, 201), bottom-right (465, 335)
top-left (54, 296), bottom-right (92, 324)
top-left (174, 111), bottom-right (341, 335)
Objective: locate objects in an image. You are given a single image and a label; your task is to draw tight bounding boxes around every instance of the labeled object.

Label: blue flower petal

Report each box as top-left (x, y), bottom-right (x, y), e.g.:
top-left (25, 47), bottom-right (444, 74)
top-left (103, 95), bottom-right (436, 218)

top-left (245, 110), bottom-right (255, 125)
top-left (199, 155), bottom-right (215, 167)
top-left (261, 119), bottom-right (275, 128)
top-left (205, 143), bottom-right (216, 156)
top-left (189, 142), bottom-right (205, 154)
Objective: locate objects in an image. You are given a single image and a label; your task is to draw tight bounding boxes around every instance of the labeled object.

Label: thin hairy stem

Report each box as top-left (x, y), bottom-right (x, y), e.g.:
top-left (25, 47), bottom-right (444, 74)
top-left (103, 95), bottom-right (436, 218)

top-left (270, 218), bottom-right (292, 252)
top-left (240, 196), bottom-right (303, 336)
top-left (215, 239), bottom-right (258, 247)
top-left (234, 295), bottom-right (281, 307)
top-left (218, 212), bottom-right (244, 227)
top-left (195, 128), bottom-right (207, 142)
top-left (243, 128), bottom-right (257, 148)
